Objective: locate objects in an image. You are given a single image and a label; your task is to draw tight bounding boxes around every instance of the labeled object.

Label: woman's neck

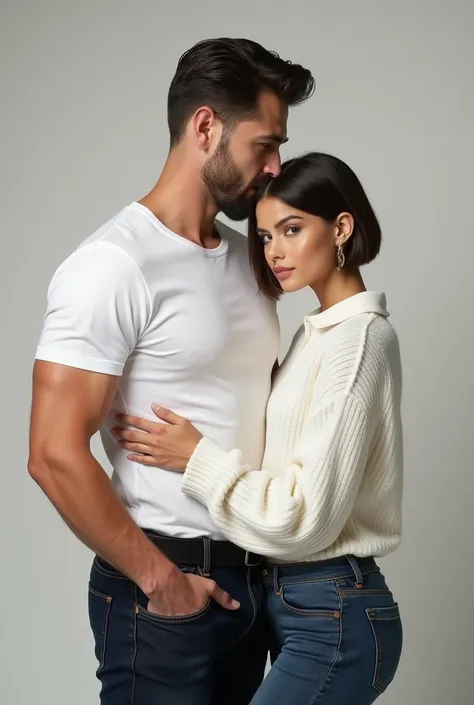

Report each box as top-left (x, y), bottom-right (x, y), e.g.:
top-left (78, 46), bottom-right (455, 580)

top-left (311, 269), bottom-right (366, 312)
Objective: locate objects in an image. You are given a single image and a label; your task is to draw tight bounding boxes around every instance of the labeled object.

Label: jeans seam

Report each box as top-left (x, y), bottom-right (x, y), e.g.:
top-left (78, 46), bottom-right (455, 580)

top-left (310, 587), bottom-right (343, 704)
top-left (366, 609), bottom-right (383, 693)
top-left (338, 589), bottom-right (393, 597)
top-left (131, 584), bottom-right (138, 705)
top-left (276, 568), bottom-right (379, 587)
top-left (263, 585), bottom-right (279, 643)
top-left (234, 568), bottom-right (258, 644)
top-left (280, 584), bottom-right (341, 618)
top-left (135, 601), bottom-right (212, 625)
top-left (93, 556), bottom-right (129, 580)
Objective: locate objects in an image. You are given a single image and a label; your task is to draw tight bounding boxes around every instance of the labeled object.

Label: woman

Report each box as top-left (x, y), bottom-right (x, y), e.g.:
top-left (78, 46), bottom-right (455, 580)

top-left (113, 153), bottom-right (403, 704)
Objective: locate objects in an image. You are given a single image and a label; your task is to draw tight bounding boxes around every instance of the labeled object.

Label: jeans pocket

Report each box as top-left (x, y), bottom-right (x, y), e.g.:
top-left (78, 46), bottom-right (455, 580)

top-left (366, 603), bottom-right (403, 694)
top-left (136, 565), bottom-right (212, 625)
top-left (280, 581), bottom-right (340, 618)
top-left (88, 586), bottom-right (112, 674)
top-left (92, 556), bottom-right (128, 580)
top-left (136, 599), bottom-right (212, 625)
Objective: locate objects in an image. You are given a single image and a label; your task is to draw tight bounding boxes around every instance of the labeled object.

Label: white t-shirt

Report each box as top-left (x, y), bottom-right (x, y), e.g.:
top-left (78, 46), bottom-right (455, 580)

top-left (36, 202), bottom-right (280, 538)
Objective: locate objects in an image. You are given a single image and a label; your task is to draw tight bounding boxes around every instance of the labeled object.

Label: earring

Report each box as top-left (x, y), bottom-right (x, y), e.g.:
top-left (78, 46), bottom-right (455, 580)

top-left (336, 242), bottom-right (345, 271)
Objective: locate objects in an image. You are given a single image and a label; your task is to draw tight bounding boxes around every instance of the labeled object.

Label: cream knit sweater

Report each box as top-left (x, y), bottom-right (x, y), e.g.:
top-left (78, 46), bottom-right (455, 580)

top-left (182, 291), bottom-right (403, 563)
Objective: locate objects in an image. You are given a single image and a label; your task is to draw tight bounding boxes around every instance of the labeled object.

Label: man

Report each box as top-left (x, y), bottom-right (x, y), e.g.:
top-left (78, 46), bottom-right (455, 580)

top-left (28, 38), bottom-right (314, 705)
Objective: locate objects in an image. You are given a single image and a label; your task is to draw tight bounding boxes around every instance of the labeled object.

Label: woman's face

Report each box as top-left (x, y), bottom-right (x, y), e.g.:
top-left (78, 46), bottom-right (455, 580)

top-left (256, 196), bottom-right (352, 293)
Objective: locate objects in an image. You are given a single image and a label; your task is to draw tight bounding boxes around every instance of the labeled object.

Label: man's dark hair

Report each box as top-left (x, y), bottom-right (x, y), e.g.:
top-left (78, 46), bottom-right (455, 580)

top-left (167, 38), bottom-right (315, 145)
top-left (248, 153), bottom-right (383, 301)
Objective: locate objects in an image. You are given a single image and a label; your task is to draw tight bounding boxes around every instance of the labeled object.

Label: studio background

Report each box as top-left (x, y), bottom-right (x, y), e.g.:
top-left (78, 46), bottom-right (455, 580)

top-left (1, 1), bottom-right (473, 703)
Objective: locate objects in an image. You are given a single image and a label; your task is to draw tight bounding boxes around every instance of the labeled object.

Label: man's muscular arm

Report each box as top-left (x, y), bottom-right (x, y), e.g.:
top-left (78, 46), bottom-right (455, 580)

top-left (28, 361), bottom-right (236, 615)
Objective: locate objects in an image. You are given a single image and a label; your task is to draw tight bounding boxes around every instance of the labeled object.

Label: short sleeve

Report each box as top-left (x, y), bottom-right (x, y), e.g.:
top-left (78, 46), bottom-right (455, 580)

top-left (35, 241), bottom-right (151, 375)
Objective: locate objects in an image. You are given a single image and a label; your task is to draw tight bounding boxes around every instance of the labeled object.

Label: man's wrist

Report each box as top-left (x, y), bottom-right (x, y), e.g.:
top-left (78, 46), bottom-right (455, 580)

top-left (137, 552), bottom-right (180, 598)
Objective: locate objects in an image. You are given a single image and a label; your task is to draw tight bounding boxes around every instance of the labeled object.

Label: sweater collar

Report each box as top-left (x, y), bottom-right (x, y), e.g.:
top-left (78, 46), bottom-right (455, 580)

top-left (304, 291), bottom-right (389, 331)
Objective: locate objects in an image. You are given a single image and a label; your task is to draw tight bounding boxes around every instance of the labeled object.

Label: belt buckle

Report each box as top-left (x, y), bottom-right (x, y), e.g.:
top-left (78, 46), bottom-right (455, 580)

top-left (244, 550), bottom-right (262, 568)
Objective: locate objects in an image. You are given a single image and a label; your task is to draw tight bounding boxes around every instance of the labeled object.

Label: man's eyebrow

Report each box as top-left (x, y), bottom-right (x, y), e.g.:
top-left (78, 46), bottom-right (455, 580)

top-left (258, 133), bottom-right (289, 144)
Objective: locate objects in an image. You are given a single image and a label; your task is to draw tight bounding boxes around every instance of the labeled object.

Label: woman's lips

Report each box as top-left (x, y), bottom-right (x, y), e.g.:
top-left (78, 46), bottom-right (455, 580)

top-left (273, 267), bottom-right (295, 281)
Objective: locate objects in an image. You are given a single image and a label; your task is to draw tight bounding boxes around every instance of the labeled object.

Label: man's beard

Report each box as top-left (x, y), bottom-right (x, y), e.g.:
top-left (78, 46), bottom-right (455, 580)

top-left (201, 137), bottom-right (255, 221)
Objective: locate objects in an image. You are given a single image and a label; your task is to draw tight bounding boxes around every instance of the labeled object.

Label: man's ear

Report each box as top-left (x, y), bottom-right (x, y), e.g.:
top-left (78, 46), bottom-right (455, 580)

top-left (191, 106), bottom-right (222, 153)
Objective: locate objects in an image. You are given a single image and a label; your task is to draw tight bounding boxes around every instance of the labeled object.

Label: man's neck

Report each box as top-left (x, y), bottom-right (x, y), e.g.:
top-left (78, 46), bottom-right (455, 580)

top-left (139, 149), bottom-right (220, 248)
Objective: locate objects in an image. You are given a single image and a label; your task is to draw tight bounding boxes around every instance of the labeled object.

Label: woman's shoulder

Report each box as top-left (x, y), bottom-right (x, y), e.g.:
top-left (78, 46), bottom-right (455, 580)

top-left (329, 311), bottom-right (399, 358)
top-left (318, 313), bottom-right (401, 402)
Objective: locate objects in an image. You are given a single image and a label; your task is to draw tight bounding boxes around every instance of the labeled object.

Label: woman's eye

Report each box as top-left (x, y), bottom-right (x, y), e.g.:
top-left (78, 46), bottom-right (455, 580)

top-left (285, 226), bottom-right (301, 236)
top-left (261, 233), bottom-right (271, 244)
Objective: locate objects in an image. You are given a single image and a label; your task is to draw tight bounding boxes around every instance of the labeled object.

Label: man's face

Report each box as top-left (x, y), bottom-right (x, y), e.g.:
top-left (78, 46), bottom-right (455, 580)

top-left (202, 90), bottom-right (288, 221)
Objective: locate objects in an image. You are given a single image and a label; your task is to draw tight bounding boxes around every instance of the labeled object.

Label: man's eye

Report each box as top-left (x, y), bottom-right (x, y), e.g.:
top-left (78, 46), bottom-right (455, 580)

top-left (258, 143), bottom-right (272, 151)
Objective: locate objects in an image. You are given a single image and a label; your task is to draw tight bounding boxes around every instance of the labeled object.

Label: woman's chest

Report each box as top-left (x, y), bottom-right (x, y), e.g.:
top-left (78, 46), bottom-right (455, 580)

top-left (263, 334), bottom-right (325, 461)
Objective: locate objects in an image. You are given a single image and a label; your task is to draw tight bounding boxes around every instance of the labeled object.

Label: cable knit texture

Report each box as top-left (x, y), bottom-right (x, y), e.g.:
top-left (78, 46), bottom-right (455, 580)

top-left (182, 291), bottom-right (403, 562)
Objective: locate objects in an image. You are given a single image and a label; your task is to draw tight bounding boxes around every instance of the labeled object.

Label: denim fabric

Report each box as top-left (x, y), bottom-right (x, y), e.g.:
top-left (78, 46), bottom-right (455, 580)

top-left (250, 556), bottom-right (402, 705)
top-left (88, 556), bottom-right (268, 705)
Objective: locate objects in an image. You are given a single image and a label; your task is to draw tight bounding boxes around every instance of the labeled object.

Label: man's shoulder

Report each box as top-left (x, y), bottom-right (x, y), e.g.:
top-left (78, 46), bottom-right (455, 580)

top-left (49, 205), bottom-right (150, 292)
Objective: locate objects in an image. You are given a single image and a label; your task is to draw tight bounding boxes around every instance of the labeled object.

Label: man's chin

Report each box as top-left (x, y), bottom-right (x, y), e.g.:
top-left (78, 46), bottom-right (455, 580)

top-left (218, 198), bottom-right (252, 222)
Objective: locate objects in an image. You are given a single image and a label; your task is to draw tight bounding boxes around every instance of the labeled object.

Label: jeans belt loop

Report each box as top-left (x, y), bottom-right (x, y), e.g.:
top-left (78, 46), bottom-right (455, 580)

top-left (273, 564), bottom-right (281, 596)
top-left (347, 554), bottom-right (364, 588)
top-left (244, 550), bottom-right (262, 568)
top-left (202, 537), bottom-right (211, 577)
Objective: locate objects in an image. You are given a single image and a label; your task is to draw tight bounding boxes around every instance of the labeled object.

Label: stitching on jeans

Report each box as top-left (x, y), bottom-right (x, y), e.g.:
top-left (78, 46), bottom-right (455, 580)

top-left (338, 589), bottom-right (392, 596)
top-left (366, 609), bottom-right (383, 693)
top-left (235, 568), bottom-right (258, 644)
top-left (135, 600), bottom-right (212, 625)
top-left (93, 557), bottom-right (128, 580)
top-left (262, 584), bottom-right (280, 648)
top-left (274, 568), bottom-right (379, 587)
top-left (131, 584), bottom-right (137, 705)
top-left (88, 586), bottom-right (112, 674)
top-left (88, 585), bottom-right (112, 601)
top-left (366, 605), bottom-right (401, 693)
top-left (310, 586), bottom-right (343, 704)
top-left (280, 583), bottom-right (339, 618)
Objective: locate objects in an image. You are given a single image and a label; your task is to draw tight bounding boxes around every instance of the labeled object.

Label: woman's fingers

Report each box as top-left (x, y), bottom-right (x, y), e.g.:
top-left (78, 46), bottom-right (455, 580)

top-left (112, 427), bottom-right (149, 443)
top-left (115, 414), bottom-right (157, 433)
top-left (118, 441), bottom-right (151, 455)
top-left (128, 454), bottom-right (161, 466)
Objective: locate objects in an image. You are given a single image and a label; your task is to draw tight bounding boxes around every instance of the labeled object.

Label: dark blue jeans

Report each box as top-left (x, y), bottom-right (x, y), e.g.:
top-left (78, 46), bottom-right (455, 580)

top-left (251, 556), bottom-right (402, 705)
top-left (88, 556), bottom-right (268, 705)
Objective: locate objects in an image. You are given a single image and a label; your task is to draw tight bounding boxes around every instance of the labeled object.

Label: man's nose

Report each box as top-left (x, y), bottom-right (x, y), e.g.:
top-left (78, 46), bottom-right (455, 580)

top-left (263, 152), bottom-right (282, 178)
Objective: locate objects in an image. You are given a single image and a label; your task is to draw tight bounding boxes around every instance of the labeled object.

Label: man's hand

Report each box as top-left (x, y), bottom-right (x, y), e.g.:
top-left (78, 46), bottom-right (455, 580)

top-left (147, 567), bottom-right (240, 617)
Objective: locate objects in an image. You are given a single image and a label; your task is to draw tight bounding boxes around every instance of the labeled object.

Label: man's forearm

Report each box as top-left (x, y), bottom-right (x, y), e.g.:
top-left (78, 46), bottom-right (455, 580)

top-left (29, 449), bottom-right (175, 596)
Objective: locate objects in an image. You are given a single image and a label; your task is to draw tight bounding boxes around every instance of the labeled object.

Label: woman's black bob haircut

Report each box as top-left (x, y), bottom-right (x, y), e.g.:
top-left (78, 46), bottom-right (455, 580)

top-left (248, 152), bottom-right (382, 300)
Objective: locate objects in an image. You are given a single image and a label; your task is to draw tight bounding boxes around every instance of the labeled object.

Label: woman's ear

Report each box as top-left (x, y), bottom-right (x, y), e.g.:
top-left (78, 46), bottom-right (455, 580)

top-left (334, 212), bottom-right (354, 246)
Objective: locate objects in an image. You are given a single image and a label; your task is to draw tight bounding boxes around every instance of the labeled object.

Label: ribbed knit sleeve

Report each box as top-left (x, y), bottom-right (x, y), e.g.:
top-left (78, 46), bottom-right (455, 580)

top-left (182, 391), bottom-right (375, 559)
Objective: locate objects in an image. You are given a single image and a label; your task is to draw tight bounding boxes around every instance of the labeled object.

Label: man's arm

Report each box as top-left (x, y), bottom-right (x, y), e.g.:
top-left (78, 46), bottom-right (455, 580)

top-left (28, 361), bottom-right (236, 614)
top-left (28, 361), bottom-right (174, 595)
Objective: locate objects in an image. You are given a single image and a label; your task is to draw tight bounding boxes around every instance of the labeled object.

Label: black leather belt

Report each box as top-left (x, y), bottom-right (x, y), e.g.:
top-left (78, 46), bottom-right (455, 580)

top-left (145, 530), bottom-right (261, 576)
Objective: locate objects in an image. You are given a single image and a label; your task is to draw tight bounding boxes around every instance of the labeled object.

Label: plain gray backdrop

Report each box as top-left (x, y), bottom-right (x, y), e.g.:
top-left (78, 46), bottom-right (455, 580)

top-left (1, 1), bottom-right (473, 703)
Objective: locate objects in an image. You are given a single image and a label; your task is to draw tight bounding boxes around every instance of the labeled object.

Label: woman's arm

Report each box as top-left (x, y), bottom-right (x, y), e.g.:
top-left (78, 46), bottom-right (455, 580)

top-left (112, 391), bottom-right (376, 559)
top-left (181, 392), bottom-right (374, 559)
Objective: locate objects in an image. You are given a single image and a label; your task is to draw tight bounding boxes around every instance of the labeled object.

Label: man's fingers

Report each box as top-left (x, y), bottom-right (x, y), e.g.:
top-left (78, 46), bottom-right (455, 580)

top-left (206, 580), bottom-right (240, 611)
